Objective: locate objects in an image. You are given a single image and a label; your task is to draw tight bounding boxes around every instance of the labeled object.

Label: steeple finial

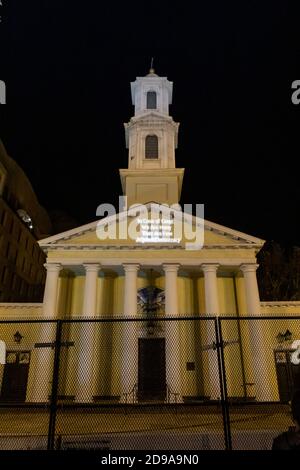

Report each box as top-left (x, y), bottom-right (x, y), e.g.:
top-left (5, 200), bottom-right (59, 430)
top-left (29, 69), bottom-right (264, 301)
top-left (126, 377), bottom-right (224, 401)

top-left (149, 57), bottom-right (155, 74)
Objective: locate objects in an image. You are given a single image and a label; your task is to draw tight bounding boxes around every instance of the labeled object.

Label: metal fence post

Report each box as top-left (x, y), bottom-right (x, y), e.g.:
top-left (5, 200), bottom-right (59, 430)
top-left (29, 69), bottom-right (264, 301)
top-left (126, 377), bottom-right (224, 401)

top-left (214, 317), bottom-right (232, 450)
top-left (47, 319), bottom-right (63, 451)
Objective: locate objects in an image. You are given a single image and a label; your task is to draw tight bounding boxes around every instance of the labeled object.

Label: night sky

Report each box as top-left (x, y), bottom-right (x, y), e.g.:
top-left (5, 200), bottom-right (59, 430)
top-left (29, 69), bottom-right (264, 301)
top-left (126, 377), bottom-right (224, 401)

top-left (0, 1), bottom-right (300, 245)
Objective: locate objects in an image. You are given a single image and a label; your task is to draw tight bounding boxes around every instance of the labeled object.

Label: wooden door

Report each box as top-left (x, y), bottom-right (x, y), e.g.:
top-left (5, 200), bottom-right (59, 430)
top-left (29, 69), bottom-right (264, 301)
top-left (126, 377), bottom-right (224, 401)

top-left (1, 351), bottom-right (30, 402)
top-left (138, 338), bottom-right (166, 401)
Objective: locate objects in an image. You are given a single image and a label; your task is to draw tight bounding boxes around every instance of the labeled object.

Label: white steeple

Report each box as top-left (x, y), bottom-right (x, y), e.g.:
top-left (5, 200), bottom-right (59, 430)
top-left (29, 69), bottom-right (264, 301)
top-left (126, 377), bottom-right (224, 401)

top-left (124, 68), bottom-right (179, 171)
top-left (130, 68), bottom-right (173, 116)
top-left (120, 68), bottom-right (184, 206)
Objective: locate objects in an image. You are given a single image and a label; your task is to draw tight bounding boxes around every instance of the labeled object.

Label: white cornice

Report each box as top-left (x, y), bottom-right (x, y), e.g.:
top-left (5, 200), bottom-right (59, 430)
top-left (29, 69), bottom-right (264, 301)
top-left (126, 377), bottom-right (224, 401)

top-left (260, 301), bottom-right (300, 307)
top-left (126, 112), bottom-right (178, 126)
top-left (42, 243), bottom-right (262, 252)
top-left (41, 257), bottom-right (257, 267)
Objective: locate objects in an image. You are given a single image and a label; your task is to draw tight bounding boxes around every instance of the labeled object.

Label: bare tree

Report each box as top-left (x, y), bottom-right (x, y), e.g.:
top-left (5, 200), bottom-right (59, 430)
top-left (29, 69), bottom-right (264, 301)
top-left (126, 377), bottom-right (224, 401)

top-left (257, 241), bottom-right (297, 301)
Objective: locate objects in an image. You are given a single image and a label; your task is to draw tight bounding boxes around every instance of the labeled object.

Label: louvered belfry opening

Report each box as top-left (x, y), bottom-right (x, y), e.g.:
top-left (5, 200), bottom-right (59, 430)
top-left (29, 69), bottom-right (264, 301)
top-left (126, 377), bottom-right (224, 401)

top-left (145, 135), bottom-right (158, 159)
top-left (147, 91), bottom-right (157, 109)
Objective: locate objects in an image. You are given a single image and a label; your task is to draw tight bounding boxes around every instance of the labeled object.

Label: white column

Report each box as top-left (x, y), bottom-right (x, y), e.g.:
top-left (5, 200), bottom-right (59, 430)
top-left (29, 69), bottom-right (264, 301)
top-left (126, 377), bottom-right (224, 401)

top-left (202, 263), bottom-right (221, 400)
top-left (120, 264), bottom-right (139, 402)
top-left (30, 263), bottom-right (62, 403)
top-left (163, 263), bottom-right (182, 403)
top-left (43, 263), bottom-right (63, 316)
top-left (240, 263), bottom-right (272, 401)
top-left (75, 263), bottom-right (100, 402)
top-left (82, 263), bottom-right (100, 315)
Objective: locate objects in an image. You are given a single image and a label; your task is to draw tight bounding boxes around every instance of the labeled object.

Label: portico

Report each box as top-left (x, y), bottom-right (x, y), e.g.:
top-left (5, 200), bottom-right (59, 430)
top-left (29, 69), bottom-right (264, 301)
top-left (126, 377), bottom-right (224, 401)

top-left (31, 243), bottom-right (268, 403)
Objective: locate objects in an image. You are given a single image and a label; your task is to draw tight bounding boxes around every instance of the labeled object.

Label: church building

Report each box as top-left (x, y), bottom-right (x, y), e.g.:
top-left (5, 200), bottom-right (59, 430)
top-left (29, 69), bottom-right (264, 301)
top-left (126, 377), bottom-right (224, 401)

top-left (0, 69), bottom-right (299, 405)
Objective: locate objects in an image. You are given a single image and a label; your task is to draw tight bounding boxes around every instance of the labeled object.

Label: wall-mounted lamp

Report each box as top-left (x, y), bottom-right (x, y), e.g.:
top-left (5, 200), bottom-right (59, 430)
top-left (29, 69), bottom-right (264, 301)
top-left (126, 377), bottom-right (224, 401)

top-left (277, 329), bottom-right (292, 344)
top-left (13, 331), bottom-right (23, 344)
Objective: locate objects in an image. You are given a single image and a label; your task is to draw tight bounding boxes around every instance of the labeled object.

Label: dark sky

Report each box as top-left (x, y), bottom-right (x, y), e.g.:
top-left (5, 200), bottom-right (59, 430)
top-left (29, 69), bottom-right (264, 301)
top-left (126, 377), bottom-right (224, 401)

top-left (0, 1), bottom-right (300, 245)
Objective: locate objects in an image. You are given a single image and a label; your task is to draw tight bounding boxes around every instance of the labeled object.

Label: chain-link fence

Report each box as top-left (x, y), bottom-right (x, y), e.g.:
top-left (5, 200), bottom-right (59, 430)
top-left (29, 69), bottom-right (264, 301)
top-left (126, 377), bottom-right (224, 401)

top-left (0, 319), bottom-right (56, 450)
top-left (0, 316), bottom-right (299, 450)
top-left (219, 317), bottom-right (300, 450)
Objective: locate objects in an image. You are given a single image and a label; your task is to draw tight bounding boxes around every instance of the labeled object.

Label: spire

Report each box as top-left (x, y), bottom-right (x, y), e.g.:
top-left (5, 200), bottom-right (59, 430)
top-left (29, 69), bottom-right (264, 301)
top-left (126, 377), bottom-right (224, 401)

top-left (147, 57), bottom-right (157, 76)
top-left (149, 57), bottom-right (155, 74)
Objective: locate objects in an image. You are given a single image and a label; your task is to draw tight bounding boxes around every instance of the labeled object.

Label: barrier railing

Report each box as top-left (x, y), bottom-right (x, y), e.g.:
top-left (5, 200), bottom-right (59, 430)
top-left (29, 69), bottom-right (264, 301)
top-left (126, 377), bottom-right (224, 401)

top-left (0, 315), bottom-right (299, 450)
top-left (122, 383), bottom-right (138, 405)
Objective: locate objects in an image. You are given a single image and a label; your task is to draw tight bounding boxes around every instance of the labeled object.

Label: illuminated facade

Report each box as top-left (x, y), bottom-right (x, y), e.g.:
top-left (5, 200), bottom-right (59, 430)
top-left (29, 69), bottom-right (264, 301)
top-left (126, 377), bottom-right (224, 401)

top-left (0, 70), bottom-right (299, 404)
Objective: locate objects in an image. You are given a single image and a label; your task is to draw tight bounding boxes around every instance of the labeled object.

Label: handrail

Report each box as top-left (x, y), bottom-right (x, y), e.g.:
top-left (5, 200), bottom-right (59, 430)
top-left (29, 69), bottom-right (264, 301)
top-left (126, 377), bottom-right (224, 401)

top-left (122, 383), bottom-right (138, 404)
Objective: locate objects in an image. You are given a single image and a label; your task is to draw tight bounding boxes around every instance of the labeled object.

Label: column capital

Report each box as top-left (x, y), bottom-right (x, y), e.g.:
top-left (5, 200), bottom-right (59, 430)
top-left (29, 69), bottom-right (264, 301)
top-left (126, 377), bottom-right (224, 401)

top-left (162, 263), bottom-right (180, 273)
top-left (123, 263), bottom-right (140, 273)
top-left (44, 263), bottom-right (62, 273)
top-left (83, 263), bottom-right (101, 273)
top-left (240, 263), bottom-right (259, 274)
top-left (201, 263), bottom-right (220, 274)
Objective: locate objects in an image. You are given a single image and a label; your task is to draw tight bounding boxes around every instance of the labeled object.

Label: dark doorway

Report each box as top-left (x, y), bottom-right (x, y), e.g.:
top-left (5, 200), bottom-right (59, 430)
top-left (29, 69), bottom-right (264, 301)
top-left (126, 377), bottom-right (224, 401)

top-left (138, 338), bottom-right (166, 401)
top-left (0, 351), bottom-right (30, 403)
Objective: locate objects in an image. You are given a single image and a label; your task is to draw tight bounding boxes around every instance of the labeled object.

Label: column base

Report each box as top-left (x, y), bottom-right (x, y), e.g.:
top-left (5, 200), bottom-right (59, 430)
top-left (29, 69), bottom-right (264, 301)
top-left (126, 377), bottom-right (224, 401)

top-left (28, 397), bottom-right (49, 404)
top-left (167, 395), bottom-right (183, 404)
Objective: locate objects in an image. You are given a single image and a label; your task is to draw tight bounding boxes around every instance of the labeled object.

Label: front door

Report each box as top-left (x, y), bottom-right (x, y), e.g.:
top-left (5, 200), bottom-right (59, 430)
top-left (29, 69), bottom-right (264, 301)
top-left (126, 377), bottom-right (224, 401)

top-left (0, 351), bottom-right (30, 402)
top-left (138, 338), bottom-right (166, 401)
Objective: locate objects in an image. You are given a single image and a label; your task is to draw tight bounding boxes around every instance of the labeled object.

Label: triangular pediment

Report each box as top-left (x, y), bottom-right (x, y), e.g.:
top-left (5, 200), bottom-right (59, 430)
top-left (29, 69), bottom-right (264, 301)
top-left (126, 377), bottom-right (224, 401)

top-left (39, 203), bottom-right (264, 251)
top-left (129, 111), bottom-right (175, 123)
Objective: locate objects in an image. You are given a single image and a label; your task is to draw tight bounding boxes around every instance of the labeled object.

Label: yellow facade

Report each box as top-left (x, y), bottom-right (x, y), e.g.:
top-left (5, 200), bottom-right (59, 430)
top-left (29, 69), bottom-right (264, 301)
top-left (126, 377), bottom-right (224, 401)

top-left (1, 289), bottom-right (299, 402)
top-left (1, 206), bottom-right (299, 403)
top-left (1, 70), bottom-right (299, 406)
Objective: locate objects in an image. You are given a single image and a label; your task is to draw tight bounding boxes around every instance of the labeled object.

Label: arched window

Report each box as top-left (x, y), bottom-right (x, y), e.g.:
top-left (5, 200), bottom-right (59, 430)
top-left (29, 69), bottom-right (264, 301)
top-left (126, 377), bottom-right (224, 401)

top-left (147, 91), bottom-right (157, 109)
top-left (145, 135), bottom-right (158, 159)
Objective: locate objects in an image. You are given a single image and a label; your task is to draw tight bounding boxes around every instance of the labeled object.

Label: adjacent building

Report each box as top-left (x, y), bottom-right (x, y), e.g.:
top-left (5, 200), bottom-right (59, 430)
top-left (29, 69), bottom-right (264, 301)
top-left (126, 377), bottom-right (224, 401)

top-left (0, 140), bottom-right (51, 302)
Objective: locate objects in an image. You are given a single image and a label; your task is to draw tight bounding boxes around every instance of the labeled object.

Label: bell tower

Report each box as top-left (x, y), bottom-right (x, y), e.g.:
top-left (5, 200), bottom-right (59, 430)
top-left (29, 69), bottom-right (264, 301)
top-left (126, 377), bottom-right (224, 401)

top-left (120, 68), bottom-right (184, 207)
